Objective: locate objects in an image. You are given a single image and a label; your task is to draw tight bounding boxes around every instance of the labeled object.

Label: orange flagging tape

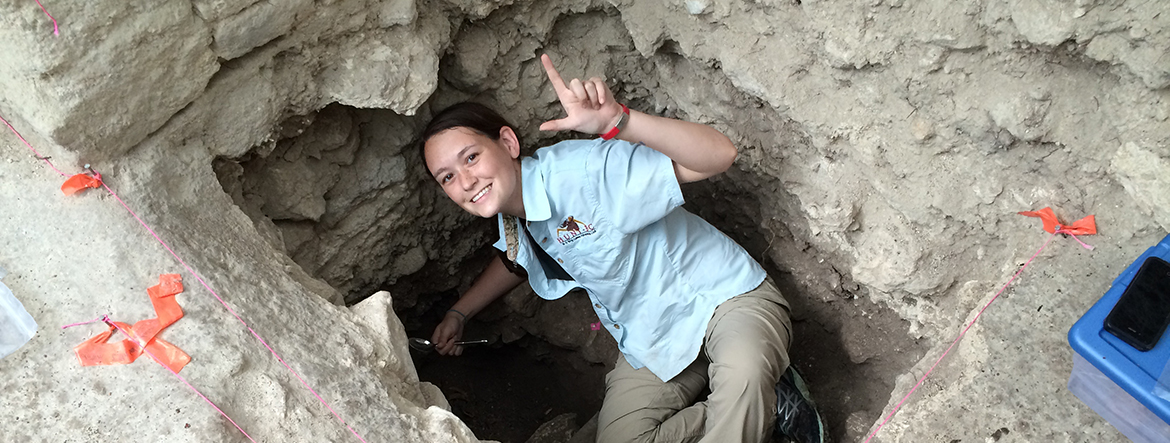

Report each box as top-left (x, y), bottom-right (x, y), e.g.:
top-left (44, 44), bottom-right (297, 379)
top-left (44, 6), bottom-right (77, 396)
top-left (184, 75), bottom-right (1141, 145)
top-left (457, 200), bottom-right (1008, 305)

top-left (74, 274), bottom-right (190, 372)
top-left (1019, 207), bottom-right (1097, 235)
top-left (61, 173), bottom-right (102, 196)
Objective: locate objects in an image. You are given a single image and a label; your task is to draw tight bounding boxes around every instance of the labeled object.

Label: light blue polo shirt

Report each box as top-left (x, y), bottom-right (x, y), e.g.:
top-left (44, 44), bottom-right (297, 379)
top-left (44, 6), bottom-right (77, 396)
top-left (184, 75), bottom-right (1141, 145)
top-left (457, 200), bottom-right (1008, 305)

top-left (493, 138), bottom-right (767, 381)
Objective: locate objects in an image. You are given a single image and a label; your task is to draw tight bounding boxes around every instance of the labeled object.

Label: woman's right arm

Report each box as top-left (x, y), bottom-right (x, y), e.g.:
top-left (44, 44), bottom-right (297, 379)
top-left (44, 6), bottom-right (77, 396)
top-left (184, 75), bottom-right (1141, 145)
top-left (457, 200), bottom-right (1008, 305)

top-left (431, 254), bottom-right (527, 355)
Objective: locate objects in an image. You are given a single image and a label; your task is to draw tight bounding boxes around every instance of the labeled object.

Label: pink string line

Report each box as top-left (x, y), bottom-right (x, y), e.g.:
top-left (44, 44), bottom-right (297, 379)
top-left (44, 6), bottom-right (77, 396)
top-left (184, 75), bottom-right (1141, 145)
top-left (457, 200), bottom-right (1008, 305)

top-left (61, 315), bottom-right (107, 329)
top-left (104, 316), bottom-right (257, 443)
top-left (0, 117), bottom-right (363, 441)
top-left (1055, 225), bottom-right (1095, 250)
top-left (34, 0), bottom-right (59, 36)
top-left (93, 170), bottom-right (368, 443)
top-left (863, 231), bottom-right (1061, 443)
top-left (1, 114), bottom-right (68, 177)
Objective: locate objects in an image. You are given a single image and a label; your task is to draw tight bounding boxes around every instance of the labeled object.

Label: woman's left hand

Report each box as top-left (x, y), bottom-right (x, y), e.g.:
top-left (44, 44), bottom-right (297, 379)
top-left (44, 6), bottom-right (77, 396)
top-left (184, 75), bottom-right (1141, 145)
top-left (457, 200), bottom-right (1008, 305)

top-left (538, 54), bottom-right (623, 135)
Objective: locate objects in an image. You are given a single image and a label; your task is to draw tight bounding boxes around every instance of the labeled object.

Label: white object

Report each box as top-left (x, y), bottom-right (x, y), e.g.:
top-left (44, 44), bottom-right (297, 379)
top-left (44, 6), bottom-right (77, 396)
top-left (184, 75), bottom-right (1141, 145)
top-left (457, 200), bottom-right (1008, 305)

top-left (1069, 352), bottom-right (1170, 443)
top-left (0, 266), bottom-right (37, 359)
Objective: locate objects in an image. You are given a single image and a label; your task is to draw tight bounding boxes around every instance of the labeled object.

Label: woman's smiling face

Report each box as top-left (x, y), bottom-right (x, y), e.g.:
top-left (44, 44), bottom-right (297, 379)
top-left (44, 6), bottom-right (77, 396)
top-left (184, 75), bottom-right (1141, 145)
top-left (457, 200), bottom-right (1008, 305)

top-left (424, 126), bottom-right (524, 218)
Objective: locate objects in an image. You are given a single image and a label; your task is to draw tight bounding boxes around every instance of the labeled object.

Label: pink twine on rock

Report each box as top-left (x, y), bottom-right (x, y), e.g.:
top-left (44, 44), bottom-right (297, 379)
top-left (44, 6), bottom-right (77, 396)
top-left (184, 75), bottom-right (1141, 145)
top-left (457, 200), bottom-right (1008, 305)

top-left (1056, 225), bottom-right (1094, 250)
top-left (34, 0), bottom-right (59, 36)
top-left (863, 231), bottom-right (1060, 443)
top-left (61, 315), bottom-right (108, 329)
top-left (1, 114), bottom-right (68, 177)
top-left (2, 113), bottom-right (365, 441)
top-left (92, 168), bottom-right (368, 443)
top-left (104, 316), bottom-right (257, 443)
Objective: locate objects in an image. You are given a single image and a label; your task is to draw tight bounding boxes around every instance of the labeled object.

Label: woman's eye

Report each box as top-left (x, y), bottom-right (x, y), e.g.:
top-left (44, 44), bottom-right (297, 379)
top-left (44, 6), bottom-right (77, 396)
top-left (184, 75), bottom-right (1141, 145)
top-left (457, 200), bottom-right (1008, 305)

top-left (441, 173), bottom-right (453, 184)
top-left (467, 153), bottom-right (478, 163)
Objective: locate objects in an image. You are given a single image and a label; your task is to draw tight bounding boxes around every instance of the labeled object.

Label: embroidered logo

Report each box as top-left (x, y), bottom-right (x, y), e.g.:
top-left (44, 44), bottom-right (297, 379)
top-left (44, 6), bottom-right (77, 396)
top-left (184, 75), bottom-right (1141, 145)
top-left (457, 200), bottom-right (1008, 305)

top-left (556, 216), bottom-right (596, 245)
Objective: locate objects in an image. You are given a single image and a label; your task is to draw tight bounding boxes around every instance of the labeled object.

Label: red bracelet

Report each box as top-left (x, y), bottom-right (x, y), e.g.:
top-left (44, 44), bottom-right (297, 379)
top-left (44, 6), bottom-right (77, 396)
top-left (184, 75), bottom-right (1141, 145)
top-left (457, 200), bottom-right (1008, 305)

top-left (601, 104), bottom-right (630, 140)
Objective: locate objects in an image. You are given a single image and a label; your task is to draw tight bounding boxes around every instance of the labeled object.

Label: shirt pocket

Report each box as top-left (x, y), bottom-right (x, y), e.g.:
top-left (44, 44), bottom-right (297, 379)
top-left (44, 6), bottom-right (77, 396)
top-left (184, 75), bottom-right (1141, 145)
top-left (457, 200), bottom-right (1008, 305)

top-left (565, 217), bottom-right (633, 285)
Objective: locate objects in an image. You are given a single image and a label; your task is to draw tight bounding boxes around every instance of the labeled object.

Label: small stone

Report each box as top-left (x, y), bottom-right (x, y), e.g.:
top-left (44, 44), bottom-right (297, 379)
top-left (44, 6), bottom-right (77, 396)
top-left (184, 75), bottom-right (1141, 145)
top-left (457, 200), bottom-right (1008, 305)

top-left (1028, 87), bottom-right (1050, 101)
top-left (684, 0), bottom-right (711, 15)
top-left (1112, 142), bottom-right (1170, 231)
top-left (525, 413), bottom-right (577, 443)
top-left (910, 118), bottom-right (935, 141)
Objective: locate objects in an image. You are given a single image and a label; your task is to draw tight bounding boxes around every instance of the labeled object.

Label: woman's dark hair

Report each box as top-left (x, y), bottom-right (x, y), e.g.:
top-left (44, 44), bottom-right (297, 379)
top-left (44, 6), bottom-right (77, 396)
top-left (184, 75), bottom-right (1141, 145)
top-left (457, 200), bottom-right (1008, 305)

top-left (419, 102), bottom-right (520, 170)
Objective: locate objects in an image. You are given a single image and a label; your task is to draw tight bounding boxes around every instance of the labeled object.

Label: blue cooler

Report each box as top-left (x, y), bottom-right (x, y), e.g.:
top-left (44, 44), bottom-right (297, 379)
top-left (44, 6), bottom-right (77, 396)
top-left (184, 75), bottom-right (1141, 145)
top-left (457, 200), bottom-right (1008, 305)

top-left (1069, 234), bottom-right (1170, 443)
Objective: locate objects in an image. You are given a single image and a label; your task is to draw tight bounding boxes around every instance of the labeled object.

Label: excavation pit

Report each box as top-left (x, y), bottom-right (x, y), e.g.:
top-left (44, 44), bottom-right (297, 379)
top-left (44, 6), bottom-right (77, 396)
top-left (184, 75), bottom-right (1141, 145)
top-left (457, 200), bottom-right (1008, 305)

top-left (214, 92), bottom-right (926, 442)
top-left (5, 1), bottom-right (1165, 441)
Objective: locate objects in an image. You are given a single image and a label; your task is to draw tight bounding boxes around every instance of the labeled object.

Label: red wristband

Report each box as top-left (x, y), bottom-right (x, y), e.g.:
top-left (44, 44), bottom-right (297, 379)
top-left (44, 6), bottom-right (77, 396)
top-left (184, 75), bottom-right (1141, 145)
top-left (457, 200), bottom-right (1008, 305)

top-left (601, 104), bottom-right (630, 140)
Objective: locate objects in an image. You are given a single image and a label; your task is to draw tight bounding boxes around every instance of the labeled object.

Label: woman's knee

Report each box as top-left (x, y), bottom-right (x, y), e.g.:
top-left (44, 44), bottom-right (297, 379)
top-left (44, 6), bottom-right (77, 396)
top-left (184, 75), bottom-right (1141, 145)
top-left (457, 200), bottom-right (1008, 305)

top-left (709, 359), bottom-right (783, 395)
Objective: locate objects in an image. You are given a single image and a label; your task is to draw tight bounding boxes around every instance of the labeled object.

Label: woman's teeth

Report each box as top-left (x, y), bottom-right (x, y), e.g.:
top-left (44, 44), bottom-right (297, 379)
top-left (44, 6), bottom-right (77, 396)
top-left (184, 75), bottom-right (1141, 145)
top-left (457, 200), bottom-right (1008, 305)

top-left (472, 185), bottom-right (491, 203)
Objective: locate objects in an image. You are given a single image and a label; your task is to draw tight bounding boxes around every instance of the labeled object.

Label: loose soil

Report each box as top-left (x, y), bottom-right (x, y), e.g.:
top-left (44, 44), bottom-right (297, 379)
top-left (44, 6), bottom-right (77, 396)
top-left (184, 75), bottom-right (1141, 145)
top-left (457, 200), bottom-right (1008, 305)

top-left (408, 320), bottom-right (608, 443)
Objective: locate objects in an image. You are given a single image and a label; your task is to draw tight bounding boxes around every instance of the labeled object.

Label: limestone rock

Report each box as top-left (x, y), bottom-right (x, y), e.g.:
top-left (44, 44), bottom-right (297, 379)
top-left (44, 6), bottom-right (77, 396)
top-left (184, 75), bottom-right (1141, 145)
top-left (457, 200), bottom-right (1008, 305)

top-left (191, 0), bottom-right (256, 22)
top-left (504, 284), bottom-right (543, 318)
top-left (0, 133), bottom-right (480, 442)
top-left (1112, 142), bottom-right (1170, 231)
top-left (909, 118), bottom-right (935, 141)
top-left (174, 46), bottom-right (286, 160)
top-left (0, 0), bottom-right (218, 160)
top-left (1086, 32), bottom-right (1170, 90)
top-left (1008, 0), bottom-right (1080, 46)
top-left (378, 0), bottom-right (419, 28)
top-left (525, 292), bottom-right (595, 350)
top-left (393, 246), bottom-right (429, 276)
top-left (349, 292), bottom-right (421, 388)
top-left (446, 24), bottom-right (509, 89)
top-left (566, 413), bottom-right (598, 443)
top-left (319, 33), bottom-right (441, 113)
top-left (850, 224), bottom-right (923, 295)
top-left (986, 94), bottom-right (1052, 143)
top-left (210, 0), bottom-right (314, 60)
top-left (249, 157), bottom-right (339, 221)
top-left (579, 328), bottom-right (620, 366)
top-left (524, 413), bottom-right (578, 443)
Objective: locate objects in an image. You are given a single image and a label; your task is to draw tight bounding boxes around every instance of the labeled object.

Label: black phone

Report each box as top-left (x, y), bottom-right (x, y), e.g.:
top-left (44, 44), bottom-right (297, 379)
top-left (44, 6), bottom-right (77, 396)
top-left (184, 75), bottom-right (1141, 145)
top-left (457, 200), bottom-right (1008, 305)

top-left (1104, 256), bottom-right (1170, 351)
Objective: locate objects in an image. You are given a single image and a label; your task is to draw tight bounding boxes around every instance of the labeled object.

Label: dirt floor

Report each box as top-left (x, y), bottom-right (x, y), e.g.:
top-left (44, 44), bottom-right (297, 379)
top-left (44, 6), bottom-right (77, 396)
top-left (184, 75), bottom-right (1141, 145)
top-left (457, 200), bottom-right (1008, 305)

top-left (775, 266), bottom-right (928, 443)
top-left (408, 288), bottom-right (924, 443)
top-left (408, 312), bottom-right (608, 443)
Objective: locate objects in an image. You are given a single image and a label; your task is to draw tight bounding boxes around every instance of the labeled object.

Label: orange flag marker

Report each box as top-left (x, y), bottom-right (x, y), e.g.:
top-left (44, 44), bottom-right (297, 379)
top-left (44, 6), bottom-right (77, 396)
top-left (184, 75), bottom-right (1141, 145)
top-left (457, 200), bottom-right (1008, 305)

top-left (74, 274), bottom-right (190, 372)
top-left (61, 173), bottom-right (102, 196)
top-left (1019, 207), bottom-right (1097, 235)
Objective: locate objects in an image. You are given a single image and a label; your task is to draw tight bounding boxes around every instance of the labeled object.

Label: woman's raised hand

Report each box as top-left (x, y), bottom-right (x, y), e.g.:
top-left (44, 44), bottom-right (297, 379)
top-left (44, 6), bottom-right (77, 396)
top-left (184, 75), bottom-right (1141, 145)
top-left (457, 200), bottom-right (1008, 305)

top-left (539, 54), bottom-right (623, 135)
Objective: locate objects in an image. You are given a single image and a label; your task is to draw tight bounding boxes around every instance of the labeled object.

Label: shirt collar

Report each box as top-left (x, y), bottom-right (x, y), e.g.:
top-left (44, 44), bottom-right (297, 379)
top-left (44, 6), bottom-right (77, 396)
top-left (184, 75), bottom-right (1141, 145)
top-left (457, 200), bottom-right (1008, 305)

top-left (521, 156), bottom-right (552, 222)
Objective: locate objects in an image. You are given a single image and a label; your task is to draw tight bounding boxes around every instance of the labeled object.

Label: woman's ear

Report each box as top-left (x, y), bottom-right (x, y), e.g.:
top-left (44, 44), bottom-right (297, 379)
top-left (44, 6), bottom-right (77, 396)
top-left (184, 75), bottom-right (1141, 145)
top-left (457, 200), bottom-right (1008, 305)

top-left (499, 126), bottom-right (521, 159)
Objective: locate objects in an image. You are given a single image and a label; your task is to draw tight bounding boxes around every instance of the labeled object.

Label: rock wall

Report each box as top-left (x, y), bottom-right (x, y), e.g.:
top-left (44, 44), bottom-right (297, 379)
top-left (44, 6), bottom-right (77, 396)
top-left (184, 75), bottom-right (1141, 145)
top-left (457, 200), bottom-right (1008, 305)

top-left (0, 0), bottom-right (474, 441)
top-left (1, 0), bottom-right (1168, 442)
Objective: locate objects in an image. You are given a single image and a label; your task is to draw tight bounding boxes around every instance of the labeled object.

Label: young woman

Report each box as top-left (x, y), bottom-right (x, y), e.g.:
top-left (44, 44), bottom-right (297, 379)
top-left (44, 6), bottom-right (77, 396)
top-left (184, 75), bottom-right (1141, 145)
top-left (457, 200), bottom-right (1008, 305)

top-left (420, 54), bottom-right (824, 443)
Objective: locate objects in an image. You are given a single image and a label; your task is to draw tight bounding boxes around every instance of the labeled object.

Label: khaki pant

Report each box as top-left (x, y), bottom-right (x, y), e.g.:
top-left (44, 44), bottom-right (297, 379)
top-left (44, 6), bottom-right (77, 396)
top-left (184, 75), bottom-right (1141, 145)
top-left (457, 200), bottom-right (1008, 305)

top-left (597, 278), bottom-right (793, 443)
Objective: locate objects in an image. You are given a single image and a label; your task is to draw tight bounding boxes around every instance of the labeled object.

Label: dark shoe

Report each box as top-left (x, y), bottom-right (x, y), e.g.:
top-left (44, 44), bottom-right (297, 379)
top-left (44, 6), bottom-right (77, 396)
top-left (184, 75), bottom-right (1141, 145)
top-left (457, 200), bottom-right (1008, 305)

top-left (773, 366), bottom-right (825, 443)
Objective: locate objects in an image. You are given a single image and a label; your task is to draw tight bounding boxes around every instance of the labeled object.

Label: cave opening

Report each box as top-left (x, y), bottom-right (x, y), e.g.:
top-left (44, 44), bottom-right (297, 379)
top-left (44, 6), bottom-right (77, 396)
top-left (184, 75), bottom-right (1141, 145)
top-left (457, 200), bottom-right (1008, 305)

top-left (211, 7), bottom-right (927, 442)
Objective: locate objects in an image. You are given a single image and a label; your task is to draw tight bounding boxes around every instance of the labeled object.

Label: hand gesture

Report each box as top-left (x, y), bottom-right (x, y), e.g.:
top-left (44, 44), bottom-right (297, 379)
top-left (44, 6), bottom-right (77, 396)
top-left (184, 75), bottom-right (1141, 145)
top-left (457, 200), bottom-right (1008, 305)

top-left (430, 311), bottom-right (465, 356)
top-left (539, 54), bottom-right (623, 135)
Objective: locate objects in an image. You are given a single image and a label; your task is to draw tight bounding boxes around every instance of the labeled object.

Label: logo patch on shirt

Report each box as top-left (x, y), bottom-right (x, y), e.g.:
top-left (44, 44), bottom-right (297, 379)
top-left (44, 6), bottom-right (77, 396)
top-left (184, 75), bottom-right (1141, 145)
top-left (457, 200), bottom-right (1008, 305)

top-left (556, 216), bottom-right (596, 245)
